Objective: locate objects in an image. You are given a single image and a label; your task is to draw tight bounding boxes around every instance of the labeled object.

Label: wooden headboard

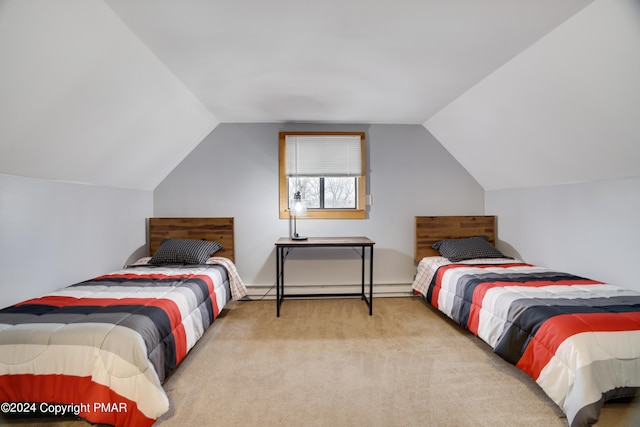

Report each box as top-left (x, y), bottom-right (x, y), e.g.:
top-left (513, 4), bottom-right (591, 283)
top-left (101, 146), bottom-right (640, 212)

top-left (415, 216), bottom-right (496, 263)
top-left (148, 217), bottom-right (235, 263)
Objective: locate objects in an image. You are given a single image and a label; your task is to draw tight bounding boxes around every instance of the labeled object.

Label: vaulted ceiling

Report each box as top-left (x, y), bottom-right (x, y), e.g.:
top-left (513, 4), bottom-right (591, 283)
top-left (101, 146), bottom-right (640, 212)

top-left (1, 0), bottom-right (638, 191)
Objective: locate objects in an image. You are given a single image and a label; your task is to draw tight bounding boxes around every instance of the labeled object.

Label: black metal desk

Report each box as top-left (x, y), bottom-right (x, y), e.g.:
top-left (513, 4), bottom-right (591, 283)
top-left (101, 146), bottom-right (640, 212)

top-left (274, 237), bottom-right (375, 317)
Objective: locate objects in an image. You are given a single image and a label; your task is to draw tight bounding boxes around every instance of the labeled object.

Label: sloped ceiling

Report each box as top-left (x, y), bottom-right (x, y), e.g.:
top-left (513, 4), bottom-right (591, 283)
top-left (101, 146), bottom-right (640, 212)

top-left (4, 0), bottom-right (638, 191)
top-left (0, 0), bottom-right (218, 191)
top-left (426, 0), bottom-right (640, 190)
top-left (104, 0), bottom-right (592, 124)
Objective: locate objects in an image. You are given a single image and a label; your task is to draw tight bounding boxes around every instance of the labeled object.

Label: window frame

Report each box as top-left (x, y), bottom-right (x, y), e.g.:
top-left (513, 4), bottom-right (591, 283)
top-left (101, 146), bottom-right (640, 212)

top-left (279, 131), bottom-right (366, 220)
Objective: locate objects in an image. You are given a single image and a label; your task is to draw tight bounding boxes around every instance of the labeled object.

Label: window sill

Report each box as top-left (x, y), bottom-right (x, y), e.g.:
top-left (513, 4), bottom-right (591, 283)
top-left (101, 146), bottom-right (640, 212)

top-left (280, 209), bottom-right (366, 220)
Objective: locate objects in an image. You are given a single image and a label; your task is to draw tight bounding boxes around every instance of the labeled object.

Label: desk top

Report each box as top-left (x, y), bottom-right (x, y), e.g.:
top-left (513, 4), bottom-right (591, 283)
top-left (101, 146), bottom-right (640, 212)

top-left (275, 236), bottom-right (375, 247)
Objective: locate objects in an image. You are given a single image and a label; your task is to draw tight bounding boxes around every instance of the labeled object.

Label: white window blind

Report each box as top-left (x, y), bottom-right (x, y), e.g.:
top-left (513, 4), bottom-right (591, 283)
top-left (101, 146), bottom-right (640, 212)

top-left (286, 135), bottom-right (362, 177)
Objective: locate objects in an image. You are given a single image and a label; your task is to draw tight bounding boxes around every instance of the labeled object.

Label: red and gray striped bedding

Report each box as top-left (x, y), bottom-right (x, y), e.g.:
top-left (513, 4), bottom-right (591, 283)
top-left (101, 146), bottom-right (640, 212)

top-left (0, 263), bottom-right (239, 427)
top-left (412, 257), bottom-right (640, 427)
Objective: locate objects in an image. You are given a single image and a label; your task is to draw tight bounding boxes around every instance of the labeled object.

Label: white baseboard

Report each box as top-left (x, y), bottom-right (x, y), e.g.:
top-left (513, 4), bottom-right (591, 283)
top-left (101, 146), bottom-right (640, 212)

top-left (244, 283), bottom-right (413, 300)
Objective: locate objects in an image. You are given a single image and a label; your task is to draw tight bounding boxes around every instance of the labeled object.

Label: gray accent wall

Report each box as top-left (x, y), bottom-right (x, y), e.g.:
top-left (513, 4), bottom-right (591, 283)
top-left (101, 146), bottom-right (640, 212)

top-left (486, 176), bottom-right (640, 291)
top-left (0, 174), bottom-right (153, 308)
top-left (4, 123), bottom-right (633, 307)
top-left (153, 123), bottom-right (485, 295)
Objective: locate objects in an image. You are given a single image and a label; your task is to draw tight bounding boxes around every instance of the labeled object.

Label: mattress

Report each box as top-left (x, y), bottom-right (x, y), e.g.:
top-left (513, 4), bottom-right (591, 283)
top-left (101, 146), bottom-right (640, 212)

top-left (412, 257), bottom-right (640, 426)
top-left (0, 263), bottom-right (238, 426)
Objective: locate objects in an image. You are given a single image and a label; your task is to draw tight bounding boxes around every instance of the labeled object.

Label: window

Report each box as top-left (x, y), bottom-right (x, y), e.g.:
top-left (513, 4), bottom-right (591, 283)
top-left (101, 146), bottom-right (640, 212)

top-left (279, 131), bottom-right (366, 219)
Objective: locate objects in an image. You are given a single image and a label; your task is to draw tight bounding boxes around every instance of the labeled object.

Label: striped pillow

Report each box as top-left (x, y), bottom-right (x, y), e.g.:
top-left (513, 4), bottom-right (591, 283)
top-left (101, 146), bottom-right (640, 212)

top-left (150, 238), bottom-right (223, 265)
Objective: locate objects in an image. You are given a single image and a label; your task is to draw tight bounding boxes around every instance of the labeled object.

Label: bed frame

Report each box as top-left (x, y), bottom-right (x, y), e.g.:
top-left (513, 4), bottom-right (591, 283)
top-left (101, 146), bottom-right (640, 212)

top-left (148, 217), bottom-right (235, 263)
top-left (414, 215), bottom-right (496, 263)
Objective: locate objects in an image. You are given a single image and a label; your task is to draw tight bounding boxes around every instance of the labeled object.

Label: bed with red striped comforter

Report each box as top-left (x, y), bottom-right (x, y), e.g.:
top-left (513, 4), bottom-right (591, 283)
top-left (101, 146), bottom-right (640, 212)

top-left (0, 263), bottom-right (243, 427)
top-left (412, 257), bottom-right (640, 427)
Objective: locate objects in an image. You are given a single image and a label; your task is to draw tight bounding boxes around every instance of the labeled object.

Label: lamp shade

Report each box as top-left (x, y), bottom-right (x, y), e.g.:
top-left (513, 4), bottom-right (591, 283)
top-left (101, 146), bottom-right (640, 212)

top-left (291, 191), bottom-right (307, 216)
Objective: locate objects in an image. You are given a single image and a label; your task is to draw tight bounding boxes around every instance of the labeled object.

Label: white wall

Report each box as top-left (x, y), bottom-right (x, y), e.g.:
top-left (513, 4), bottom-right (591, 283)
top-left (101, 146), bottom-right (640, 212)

top-left (425, 0), bottom-right (640, 191)
top-left (0, 0), bottom-right (218, 191)
top-left (153, 123), bottom-right (485, 296)
top-left (486, 176), bottom-right (640, 291)
top-left (0, 174), bottom-right (153, 308)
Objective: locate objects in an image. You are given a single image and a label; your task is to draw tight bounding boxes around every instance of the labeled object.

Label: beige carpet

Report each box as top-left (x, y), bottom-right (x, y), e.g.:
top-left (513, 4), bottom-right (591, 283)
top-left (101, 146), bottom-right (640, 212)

top-left (2, 297), bottom-right (639, 426)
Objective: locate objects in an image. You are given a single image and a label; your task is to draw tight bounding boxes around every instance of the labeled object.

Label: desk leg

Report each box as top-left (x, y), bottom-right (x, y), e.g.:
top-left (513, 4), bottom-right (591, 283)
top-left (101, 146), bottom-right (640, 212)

top-left (360, 245), bottom-right (365, 301)
top-left (276, 247), bottom-right (281, 317)
top-left (369, 245), bottom-right (373, 316)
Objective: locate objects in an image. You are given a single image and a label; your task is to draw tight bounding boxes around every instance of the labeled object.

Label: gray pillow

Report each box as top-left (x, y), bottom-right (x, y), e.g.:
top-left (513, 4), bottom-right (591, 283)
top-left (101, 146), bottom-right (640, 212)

top-left (431, 236), bottom-right (509, 262)
top-left (150, 238), bottom-right (223, 265)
